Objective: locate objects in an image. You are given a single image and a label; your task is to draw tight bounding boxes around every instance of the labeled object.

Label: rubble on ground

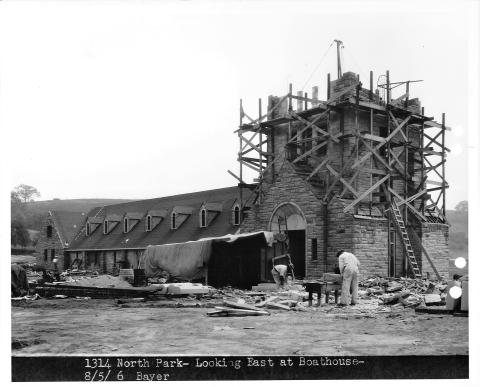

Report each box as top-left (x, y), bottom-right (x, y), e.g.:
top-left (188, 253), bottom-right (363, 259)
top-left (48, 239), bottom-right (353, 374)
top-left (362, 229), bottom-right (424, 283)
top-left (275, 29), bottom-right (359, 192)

top-left (358, 276), bottom-right (450, 309)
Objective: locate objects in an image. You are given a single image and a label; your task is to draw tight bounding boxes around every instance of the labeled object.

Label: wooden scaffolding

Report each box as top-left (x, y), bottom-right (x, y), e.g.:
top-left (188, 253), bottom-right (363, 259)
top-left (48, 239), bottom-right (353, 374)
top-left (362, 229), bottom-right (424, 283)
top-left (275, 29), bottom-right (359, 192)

top-left (230, 68), bottom-right (449, 279)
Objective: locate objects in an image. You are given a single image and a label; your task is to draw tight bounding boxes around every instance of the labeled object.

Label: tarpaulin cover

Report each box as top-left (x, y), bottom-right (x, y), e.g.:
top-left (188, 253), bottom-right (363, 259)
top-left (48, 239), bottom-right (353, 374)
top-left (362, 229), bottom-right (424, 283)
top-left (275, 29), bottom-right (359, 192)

top-left (140, 239), bottom-right (212, 280)
top-left (140, 231), bottom-right (274, 280)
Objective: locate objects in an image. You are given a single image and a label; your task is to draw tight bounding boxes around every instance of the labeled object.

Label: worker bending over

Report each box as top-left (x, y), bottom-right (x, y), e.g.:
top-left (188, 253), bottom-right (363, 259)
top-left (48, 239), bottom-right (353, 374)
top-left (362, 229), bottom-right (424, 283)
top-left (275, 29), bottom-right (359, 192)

top-left (337, 250), bottom-right (360, 306)
top-left (271, 254), bottom-right (295, 289)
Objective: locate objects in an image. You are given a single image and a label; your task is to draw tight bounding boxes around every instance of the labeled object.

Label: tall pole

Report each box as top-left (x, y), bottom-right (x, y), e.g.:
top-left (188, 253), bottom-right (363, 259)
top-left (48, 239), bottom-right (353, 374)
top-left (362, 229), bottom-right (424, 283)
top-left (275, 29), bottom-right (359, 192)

top-left (334, 39), bottom-right (343, 79)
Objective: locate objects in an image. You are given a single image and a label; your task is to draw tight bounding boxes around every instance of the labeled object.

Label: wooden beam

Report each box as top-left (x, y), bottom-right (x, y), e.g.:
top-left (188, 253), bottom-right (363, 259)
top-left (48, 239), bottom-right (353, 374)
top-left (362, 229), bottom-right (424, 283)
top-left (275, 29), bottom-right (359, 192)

top-left (357, 136), bottom-right (394, 172)
top-left (292, 141), bottom-right (328, 164)
top-left (388, 187), bottom-right (427, 222)
top-left (326, 164), bottom-right (359, 197)
top-left (362, 133), bottom-right (386, 143)
top-left (307, 158), bottom-right (329, 180)
top-left (289, 110), bottom-right (338, 143)
top-left (359, 167), bottom-right (387, 175)
top-left (240, 134), bottom-right (271, 157)
top-left (343, 174), bottom-right (390, 213)
top-left (409, 228), bottom-right (442, 281)
top-left (240, 160), bottom-right (261, 173)
top-left (227, 169), bottom-right (246, 184)
top-left (426, 180), bottom-right (445, 187)
top-left (352, 115), bottom-right (411, 170)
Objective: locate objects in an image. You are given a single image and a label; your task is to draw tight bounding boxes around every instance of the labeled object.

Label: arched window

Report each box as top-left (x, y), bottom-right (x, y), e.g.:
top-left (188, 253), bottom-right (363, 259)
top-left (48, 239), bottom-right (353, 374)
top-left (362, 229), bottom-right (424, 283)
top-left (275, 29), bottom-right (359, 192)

top-left (123, 218), bottom-right (129, 233)
top-left (200, 208), bottom-right (207, 228)
top-left (171, 212), bottom-right (177, 230)
top-left (146, 215), bottom-right (152, 231)
top-left (46, 225), bottom-right (53, 238)
top-left (86, 222), bottom-right (91, 236)
top-left (103, 220), bottom-right (108, 234)
top-left (233, 204), bottom-right (241, 225)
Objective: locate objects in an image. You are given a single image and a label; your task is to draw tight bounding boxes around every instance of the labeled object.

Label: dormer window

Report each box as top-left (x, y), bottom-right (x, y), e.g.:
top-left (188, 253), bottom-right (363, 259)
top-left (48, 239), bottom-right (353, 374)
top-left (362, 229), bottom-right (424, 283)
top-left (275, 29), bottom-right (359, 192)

top-left (103, 220), bottom-right (108, 234)
top-left (123, 218), bottom-right (129, 233)
top-left (233, 204), bottom-right (241, 225)
top-left (200, 208), bottom-right (207, 228)
top-left (46, 225), bottom-right (53, 238)
top-left (86, 222), bottom-right (91, 236)
top-left (146, 215), bottom-right (152, 231)
top-left (171, 212), bottom-right (177, 230)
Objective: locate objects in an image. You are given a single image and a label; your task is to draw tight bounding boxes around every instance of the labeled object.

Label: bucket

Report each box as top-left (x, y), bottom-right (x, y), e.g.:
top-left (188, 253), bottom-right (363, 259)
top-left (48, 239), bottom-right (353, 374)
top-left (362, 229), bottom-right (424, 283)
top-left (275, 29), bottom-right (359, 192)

top-left (133, 269), bottom-right (147, 287)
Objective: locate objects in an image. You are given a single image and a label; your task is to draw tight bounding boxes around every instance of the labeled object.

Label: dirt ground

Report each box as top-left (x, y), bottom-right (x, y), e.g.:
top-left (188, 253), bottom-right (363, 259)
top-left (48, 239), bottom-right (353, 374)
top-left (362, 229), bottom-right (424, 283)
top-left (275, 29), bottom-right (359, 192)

top-left (11, 298), bottom-right (468, 356)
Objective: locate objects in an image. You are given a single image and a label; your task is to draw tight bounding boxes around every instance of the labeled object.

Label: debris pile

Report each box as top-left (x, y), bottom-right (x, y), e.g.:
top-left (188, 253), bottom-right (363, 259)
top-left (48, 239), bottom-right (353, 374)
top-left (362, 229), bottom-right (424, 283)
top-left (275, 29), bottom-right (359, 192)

top-left (358, 276), bottom-right (450, 309)
top-left (65, 275), bottom-right (132, 288)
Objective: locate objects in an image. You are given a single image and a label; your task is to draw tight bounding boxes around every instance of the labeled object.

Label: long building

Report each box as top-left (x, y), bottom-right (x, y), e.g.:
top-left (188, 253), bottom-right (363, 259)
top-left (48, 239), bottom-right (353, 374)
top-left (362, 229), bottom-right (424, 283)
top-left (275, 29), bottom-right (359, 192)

top-left (36, 68), bottom-right (450, 283)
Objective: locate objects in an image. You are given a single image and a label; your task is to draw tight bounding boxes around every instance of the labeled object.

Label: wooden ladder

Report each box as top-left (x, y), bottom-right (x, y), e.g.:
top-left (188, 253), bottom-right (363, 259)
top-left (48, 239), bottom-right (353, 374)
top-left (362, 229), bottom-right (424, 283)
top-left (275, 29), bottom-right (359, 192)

top-left (390, 199), bottom-right (422, 278)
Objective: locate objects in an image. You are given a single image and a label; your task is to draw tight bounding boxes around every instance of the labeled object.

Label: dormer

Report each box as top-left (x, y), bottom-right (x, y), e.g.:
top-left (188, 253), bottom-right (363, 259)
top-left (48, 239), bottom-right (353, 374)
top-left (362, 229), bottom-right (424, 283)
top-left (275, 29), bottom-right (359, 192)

top-left (103, 214), bottom-right (122, 234)
top-left (232, 202), bottom-right (241, 226)
top-left (199, 202), bottom-right (223, 228)
top-left (146, 209), bottom-right (168, 231)
top-left (85, 216), bottom-right (103, 236)
top-left (171, 206), bottom-right (193, 230)
top-left (123, 212), bottom-right (143, 233)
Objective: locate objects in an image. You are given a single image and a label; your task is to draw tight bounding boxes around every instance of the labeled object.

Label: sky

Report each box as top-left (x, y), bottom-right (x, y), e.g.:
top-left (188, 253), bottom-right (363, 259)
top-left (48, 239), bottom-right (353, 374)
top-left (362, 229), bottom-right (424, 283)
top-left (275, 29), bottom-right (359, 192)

top-left (0, 0), bottom-right (478, 210)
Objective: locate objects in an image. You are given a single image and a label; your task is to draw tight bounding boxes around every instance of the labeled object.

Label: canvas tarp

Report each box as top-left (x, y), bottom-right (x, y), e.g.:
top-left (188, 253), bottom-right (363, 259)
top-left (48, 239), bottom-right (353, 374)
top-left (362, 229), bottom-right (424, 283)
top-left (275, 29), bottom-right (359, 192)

top-left (140, 239), bottom-right (213, 280)
top-left (140, 231), bottom-right (274, 281)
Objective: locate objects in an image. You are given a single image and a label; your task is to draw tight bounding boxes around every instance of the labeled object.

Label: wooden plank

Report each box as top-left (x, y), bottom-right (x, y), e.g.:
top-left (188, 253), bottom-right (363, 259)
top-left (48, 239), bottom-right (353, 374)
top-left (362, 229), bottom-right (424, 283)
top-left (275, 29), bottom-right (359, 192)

top-left (343, 174), bottom-right (390, 213)
top-left (388, 149), bottom-right (410, 178)
top-left (339, 169), bottom-right (361, 198)
top-left (395, 189), bottom-right (428, 206)
top-left (240, 160), bottom-right (261, 173)
top-left (223, 300), bottom-right (270, 313)
top-left (409, 229), bottom-right (442, 281)
top-left (289, 110), bottom-right (337, 143)
top-left (351, 115), bottom-right (411, 170)
top-left (388, 187), bottom-right (427, 222)
top-left (426, 180), bottom-right (444, 187)
top-left (359, 167), bottom-right (387, 175)
top-left (358, 136), bottom-right (393, 171)
top-left (307, 158), bottom-right (329, 180)
top-left (292, 140), bottom-right (328, 164)
top-left (326, 164), bottom-right (359, 197)
top-left (362, 133), bottom-right (386, 143)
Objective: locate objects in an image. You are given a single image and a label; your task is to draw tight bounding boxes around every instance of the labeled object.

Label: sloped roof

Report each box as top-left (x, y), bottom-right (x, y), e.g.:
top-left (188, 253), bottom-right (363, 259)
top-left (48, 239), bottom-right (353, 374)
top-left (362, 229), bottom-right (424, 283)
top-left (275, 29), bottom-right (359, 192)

top-left (50, 210), bottom-right (87, 248)
top-left (67, 186), bottom-right (242, 251)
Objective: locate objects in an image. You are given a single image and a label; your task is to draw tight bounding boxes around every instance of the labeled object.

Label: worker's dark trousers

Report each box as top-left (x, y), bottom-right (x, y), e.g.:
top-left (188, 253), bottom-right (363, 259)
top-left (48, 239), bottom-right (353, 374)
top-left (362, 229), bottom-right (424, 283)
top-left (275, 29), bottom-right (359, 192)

top-left (340, 266), bottom-right (359, 305)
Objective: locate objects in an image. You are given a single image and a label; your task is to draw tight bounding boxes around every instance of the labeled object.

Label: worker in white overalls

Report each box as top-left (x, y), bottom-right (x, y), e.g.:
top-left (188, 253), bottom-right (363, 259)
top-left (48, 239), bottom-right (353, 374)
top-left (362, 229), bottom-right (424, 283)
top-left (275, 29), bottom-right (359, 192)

top-left (271, 254), bottom-right (295, 289)
top-left (337, 250), bottom-right (360, 306)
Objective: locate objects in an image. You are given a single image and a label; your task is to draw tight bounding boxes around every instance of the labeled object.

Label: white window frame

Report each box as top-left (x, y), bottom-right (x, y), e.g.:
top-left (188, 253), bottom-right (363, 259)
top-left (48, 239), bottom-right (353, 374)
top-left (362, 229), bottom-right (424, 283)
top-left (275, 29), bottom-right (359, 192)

top-left (86, 222), bottom-right (91, 236)
top-left (103, 220), bottom-right (108, 234)
top-left (233, 204), bottom-right (241, 225)
top-left (200, 208), bottom-right (207, 228)
top-left (146, 215), bottom-right (152, 232)
top-left (123, 218), bottom-right (129, 233)
top-left (171, 212), bottom-right (177, 230)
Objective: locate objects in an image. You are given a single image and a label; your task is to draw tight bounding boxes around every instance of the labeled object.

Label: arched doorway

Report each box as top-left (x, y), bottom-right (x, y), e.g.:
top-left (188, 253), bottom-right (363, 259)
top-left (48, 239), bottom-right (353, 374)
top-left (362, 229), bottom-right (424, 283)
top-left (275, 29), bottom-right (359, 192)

top-left (269, 202), bottom-right (307, 279)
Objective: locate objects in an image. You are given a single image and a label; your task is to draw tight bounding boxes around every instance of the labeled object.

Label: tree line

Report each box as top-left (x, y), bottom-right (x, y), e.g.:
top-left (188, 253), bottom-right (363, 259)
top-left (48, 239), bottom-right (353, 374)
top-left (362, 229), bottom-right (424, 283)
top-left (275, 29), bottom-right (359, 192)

top-left (11, 184), bottom-right (41, 247)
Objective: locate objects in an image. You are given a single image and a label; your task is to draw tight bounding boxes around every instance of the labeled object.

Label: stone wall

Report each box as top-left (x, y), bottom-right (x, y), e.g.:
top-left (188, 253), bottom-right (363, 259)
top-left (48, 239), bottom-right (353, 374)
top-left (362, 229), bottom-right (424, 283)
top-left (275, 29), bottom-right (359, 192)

top-left (241, 161), bottom-right (325, 279)
top-left (420, 223), bottom-right (450, 279)
top-left (35, 213), bottom-right (65, 271)
top-left (351, 216), bottom-right (389, 278)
